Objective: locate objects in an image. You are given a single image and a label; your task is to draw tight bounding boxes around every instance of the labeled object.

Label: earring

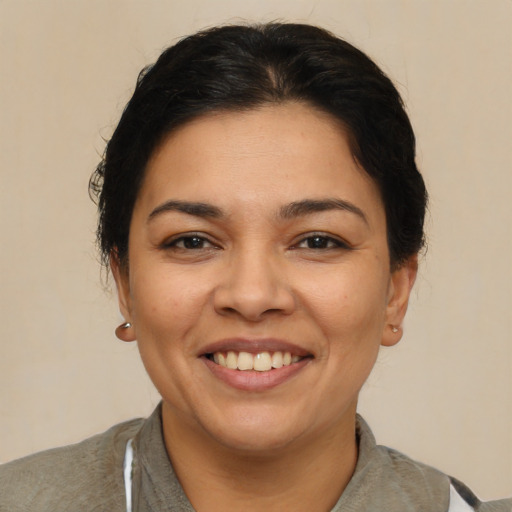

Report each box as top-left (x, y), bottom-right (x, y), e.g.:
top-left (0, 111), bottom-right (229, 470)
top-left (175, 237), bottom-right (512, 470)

top-left (115, 322), bottom-right (135, 342)
top-left (390, 325), bottom-right (399, 333)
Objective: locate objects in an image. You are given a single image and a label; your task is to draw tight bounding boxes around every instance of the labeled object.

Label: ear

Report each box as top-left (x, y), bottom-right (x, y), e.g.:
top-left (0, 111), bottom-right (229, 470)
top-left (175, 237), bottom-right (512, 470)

top-left (381, 255), bottom-right (418, 347)
top-left (111, 251), bottom-right (136, 342)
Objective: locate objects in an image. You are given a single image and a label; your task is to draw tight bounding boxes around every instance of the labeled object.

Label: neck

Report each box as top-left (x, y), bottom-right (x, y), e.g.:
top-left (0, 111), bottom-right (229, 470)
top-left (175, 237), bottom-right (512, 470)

top-left (161, 403), bottom-right (358, 512)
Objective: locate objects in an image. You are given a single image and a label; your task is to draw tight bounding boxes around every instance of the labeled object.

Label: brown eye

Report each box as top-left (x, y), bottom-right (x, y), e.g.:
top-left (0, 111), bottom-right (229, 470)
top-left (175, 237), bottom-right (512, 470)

top-left (296, 234), bottom-right (347, 250)
top-left (181, 236), bottom-right (206, 249)
top-left (306, 236), bottom-right (330, 249)
top-left (166, 235), bottom-right (215, 250)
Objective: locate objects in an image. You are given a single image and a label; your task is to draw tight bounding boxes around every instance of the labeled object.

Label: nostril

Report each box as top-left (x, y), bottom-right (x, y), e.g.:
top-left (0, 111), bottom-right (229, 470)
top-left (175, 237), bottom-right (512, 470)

top-left (213, 273), bottom-right (295, 321)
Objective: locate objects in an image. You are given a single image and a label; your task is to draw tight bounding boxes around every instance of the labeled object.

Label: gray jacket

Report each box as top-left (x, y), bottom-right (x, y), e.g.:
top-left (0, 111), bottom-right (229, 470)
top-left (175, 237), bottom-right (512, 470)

top-left (1, 405), bottom-right (509, 511)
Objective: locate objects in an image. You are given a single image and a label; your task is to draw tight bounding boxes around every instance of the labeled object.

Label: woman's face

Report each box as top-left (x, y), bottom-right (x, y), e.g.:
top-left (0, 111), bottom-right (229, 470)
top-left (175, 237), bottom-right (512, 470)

top-left (114, 103), bottom-right (416, 452)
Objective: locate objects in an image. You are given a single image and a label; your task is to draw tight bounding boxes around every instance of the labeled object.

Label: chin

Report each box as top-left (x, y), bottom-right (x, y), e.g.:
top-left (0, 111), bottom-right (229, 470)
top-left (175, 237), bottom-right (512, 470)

top-left (211, 424), bottom-right (303, 454)
top-left (190, 404), bottom-right (301, 453)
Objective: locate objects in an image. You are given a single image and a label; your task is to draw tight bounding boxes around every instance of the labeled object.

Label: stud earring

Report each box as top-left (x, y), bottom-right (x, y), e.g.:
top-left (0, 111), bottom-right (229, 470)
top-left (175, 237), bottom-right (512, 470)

top-left (391, 325), bottom-right (399, 333)
top-left (115, 322), bottom-right (134, 342)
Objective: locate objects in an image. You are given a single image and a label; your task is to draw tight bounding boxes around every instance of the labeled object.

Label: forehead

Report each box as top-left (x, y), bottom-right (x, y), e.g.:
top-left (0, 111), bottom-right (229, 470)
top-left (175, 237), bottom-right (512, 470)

top-left (137, 102), bottom-right (384, 222)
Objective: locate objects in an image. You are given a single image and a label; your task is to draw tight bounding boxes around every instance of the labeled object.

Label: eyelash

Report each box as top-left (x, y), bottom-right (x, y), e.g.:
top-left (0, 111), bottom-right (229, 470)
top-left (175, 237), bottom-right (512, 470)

top-left (293, 233), bottom-right (350, 250)
top-left (162, 232), bottom-right (349, 252)
top-left (163, 233), bottom-right (217, 250)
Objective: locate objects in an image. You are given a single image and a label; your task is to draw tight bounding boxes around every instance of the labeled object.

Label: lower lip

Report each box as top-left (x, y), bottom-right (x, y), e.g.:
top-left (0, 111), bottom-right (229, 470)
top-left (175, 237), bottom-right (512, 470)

top-left (202, 357), bottom-right (312, 391)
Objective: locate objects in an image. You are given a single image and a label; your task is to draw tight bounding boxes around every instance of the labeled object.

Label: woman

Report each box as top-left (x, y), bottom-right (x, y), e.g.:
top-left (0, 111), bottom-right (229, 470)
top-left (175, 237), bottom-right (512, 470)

top-left (0, 23), bottom-right (508, 512)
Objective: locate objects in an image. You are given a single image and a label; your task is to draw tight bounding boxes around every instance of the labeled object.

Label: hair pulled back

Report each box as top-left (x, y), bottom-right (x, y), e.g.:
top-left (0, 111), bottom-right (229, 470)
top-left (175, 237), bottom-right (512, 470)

top-left (89, 23), bottom-right (427, 270)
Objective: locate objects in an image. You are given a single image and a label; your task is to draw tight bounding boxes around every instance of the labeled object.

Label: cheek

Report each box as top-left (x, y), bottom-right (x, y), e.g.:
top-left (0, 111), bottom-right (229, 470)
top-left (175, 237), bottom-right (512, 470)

top-left (129, 265), bottom-right (213, 340)
top-left (129, 267), bottom-right (213, 410)
top-left (299, 263), bottom-right (389, 337)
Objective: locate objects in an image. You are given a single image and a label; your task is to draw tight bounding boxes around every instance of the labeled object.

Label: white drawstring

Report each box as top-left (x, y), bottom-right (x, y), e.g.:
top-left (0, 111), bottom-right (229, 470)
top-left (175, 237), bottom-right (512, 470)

top-left (123, 439), bottom-right (134, 512)
top-left (448, 484), bottom-right (475, 512)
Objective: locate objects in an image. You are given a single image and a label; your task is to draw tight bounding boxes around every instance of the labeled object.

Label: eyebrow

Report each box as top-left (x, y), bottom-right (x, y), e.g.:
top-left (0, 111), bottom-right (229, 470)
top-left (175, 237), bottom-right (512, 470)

top-left (148, 200), bottom-right (223, 221)
top-left (147, 197), bottom-right (368, 224)
top-left (279, 198), bottom-right (368, 224)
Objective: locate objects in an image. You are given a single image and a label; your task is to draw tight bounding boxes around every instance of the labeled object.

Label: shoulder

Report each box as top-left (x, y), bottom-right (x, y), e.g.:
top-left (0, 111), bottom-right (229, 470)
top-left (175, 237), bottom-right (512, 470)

top-left (371, 442), bottom-right (453, 508)
top-left (0, 417), bottom-right (144, 512)
top-left (379, 446), bottom-right (512, 511)
top-left (348, 416), bottom-right (511, 511)
top-left (370, 444), bottom-right (512, 511)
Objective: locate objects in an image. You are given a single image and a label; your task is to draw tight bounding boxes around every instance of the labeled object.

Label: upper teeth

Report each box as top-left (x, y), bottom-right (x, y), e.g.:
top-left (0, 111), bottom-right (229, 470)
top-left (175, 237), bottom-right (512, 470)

top-left (213, 351), bottom-right (301, 372)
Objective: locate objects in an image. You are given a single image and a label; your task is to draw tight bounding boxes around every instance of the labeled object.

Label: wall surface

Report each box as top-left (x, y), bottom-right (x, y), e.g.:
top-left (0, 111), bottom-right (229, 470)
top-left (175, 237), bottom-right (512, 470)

top-left (1, 0), bottom-right (510, 501)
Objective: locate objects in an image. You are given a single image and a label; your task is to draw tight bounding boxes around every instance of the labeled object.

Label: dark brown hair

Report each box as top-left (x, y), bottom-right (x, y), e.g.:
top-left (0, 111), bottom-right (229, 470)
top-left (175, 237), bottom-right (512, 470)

top-left (90, 23), bottom-right (427, 269)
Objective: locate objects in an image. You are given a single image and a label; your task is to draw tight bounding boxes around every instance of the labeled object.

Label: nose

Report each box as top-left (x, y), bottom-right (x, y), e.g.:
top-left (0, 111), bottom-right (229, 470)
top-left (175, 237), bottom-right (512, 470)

top-left (213, 248), bottom-right (295, 322)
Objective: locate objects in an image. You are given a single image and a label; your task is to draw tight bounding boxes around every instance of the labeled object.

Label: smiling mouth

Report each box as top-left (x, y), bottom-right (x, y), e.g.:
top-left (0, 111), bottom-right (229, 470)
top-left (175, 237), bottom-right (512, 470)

top-left (206, 351), bottom-right (306, 372)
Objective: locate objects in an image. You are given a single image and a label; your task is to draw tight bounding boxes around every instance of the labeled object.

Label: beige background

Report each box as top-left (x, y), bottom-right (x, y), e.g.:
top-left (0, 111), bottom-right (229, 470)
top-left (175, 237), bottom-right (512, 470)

top-left (1, 0), bottom-right (510, 501)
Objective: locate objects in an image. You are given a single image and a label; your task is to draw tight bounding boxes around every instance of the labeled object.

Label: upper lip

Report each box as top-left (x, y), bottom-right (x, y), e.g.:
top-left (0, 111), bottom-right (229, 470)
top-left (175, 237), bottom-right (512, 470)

top-left (200, 338), bottom-right (312, 357)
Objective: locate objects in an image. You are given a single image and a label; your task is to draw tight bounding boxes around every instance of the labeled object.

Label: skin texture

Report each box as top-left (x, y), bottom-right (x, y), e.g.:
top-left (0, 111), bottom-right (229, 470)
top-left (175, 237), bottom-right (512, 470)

top-left (113, 102), bottom-right (417, 511)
